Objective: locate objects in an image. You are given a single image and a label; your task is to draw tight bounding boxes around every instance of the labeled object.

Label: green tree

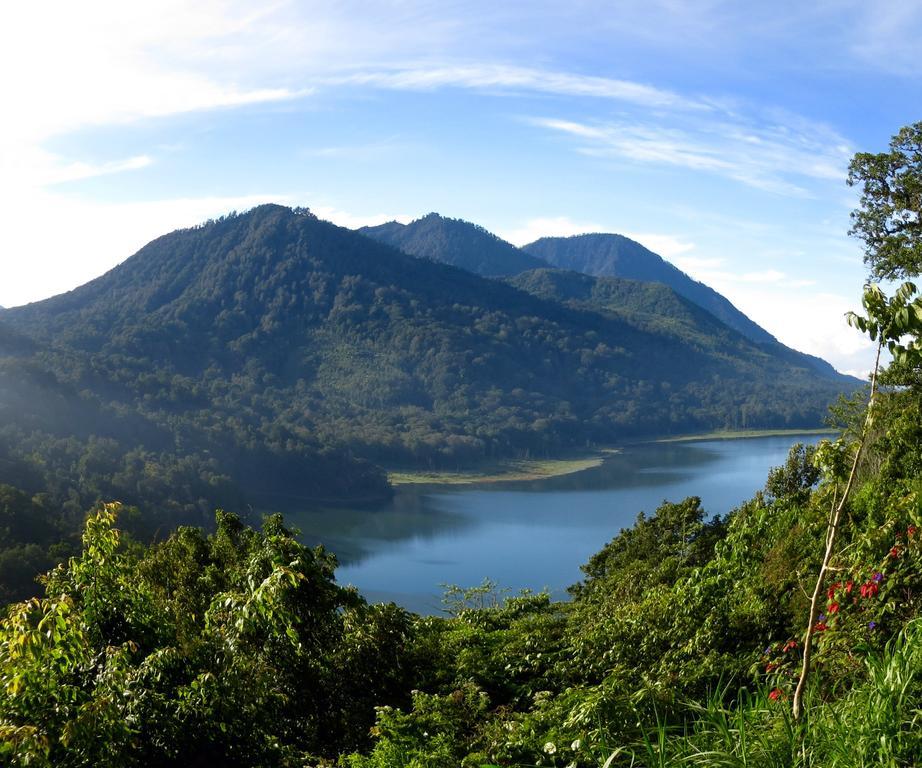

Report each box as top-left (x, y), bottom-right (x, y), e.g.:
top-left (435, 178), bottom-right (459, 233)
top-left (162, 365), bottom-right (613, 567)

top-left (849, 121), bottom-right (922, 280)
top-left (0, 504), bottom-right (415, 766)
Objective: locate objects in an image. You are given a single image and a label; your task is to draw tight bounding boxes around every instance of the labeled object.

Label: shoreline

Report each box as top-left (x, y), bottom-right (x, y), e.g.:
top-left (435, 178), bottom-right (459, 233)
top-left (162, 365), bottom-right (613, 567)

top-left (387, 451), bottom-right (615, 486)
top-left (387, 428), bottom-right (835, 487)
top-left (654, 427), bottom-right (836, 443)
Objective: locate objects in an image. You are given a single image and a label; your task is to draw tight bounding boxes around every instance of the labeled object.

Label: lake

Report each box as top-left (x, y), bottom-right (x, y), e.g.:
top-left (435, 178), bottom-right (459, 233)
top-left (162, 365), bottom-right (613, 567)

top-left (288, 434), bottom-right (826, 614)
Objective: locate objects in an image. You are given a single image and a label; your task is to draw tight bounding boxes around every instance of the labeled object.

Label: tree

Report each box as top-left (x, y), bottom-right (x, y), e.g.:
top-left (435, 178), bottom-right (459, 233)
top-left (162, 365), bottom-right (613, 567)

top-left (849, 121), bottom-right (922, 280)
top-left (0, 504), bottom-right (416, 766)
top-left (794, 124), bottom-right (922, 720)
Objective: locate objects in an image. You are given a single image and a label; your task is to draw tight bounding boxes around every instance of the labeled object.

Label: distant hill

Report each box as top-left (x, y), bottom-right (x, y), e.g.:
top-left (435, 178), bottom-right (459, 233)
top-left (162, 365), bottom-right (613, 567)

top-left (360, 213), bottom-right (546, 276)
top-left (2, 205), bottom-right (857, 522)
top-left (523, 233), bottom-right (775, 344)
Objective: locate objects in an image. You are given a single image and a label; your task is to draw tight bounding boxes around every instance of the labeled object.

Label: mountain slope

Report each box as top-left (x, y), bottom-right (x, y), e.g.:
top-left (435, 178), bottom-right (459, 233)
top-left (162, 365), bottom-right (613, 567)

top-left (523, 233), bottom-right (775, 344)
top-left (360, 213), bottom-right (546, 276)
top-left (508, 268), bottom-right (751, 348)
top-left (4, 206), bottom-right (855, 511)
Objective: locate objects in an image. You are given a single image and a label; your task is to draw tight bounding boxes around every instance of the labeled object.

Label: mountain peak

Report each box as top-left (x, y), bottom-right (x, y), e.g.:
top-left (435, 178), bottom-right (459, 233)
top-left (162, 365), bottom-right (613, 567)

top-left (523, 233), bottom-right (777, 346)
top-left (360, 214), bottom-right (546, 277)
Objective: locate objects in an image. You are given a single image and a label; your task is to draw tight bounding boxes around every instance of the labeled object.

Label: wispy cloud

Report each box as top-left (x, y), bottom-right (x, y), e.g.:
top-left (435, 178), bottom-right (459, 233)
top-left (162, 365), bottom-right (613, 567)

top-left (43, 155), bottom-right (154, 187)
top-left (529, 113), bottom-right (852, 196)
top-left (326, 64), bottom-right (707, 111)
top-left (845, 1), bottom-right (922, 75)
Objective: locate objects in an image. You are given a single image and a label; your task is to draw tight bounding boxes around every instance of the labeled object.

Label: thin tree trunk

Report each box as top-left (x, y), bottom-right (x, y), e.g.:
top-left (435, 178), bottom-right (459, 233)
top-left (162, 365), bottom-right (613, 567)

top-left (791, 339), bottom-right (882, 721)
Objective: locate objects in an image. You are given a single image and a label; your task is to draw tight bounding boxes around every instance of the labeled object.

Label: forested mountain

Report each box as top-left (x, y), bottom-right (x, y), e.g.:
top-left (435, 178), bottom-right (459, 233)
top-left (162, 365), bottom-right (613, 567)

top-left (508, 269), bottom-right (855, 382)
top-left (362, 216), bottom-right (844, 380)
top-left (0, 206), bottom-right (857, 535)
top-left (523, 232), bottom-right (776, 344)
top-left (509, 268), bottom-right (759, 344)
top-left (360, 213), bottom-right (546, 276)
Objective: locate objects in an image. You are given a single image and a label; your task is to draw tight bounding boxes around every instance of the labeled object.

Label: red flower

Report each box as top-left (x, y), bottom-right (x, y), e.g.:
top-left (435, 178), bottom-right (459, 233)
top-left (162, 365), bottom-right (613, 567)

top-left (765, 662), bottom-right (777, 672)
top-left (890, 546), bottom-right (901, 558)
top-left (827, 582), bottom-right (841, 599)
top-left (845, 580), bottom-right (854, 594)
top-left (909, 526), bottom-right (917, 537)
top-left (814, 621), bottom-right (828, 632)
top-left (782, 640), bottom-right (798, 652)
top-left (860, 581), bottom-right (880, 599)
top-left (768, 689), bottom-right (783, 701)
top-left (828, 602), bottom-right (839, 614)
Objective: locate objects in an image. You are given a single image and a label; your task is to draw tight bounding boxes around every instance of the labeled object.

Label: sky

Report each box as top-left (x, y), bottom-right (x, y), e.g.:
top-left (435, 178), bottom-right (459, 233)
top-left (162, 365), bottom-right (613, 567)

top-left (3, 1), bottom-right (922, 376)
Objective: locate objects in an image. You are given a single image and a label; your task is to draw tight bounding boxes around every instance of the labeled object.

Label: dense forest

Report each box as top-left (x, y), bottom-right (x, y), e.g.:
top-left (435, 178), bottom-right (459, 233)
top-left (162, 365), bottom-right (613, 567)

top-left (0, 122), bottom-right (920, 767)
top-left (360, 213), bottom-right (547, 277)
top-left (523, 232), bottom-right (776, 345)
top-left (0, 206), bottom-right (853, 519)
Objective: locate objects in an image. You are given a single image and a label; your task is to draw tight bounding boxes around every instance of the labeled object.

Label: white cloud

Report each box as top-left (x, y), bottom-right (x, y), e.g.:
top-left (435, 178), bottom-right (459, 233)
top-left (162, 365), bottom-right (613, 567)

top-left (499, 216), bottom-right (696, 260)
top-left (679, 272), bottom-right (876, 375)
top-left (623, 233), bottom-right (696, 260)
top-left (310, 206), bottom-right (412, 230)
top-left (500, 216), bottom-right (604, 246)
top-left (0, 192), bottom-right (291, 308)
top-left (530, 113), bottom-right (852, 196)
top-left (328, 64), bottom-right (706, 111)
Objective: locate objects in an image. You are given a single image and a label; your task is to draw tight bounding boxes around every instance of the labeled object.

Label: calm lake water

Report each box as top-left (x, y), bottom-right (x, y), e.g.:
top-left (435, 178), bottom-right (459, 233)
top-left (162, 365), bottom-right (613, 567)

top-left (288, 434), bottom-right (826, 614)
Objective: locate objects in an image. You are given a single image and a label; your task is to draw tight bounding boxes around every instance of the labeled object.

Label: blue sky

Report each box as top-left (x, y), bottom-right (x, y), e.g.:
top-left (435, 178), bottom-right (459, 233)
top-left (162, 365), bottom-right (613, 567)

top-left (3, 1), bottom-right (922, 375)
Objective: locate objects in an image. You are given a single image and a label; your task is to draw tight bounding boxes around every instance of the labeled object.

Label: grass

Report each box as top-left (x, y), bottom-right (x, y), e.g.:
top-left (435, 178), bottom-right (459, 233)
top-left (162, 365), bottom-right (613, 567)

top-left (614, 622), bottom-right (922, 767)
top-left (387, 452), bottom-right (614, 486)
top-left (656, 428), bottom-right (836, 444)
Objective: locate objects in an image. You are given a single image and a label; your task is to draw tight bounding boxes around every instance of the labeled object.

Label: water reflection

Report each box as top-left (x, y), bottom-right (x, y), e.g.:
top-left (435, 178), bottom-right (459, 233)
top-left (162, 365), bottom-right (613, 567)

top-left (287, 435), bottom-right (826, 613)
top-left (290, 491), bottom-right (472, 566)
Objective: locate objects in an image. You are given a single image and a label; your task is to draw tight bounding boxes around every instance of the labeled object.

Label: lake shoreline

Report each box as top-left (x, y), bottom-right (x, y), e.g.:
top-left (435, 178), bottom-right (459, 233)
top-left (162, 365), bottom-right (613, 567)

top-left (387, 428), bottom-right (835, 487)
top-left (653, 427), bottom-right (836, 443)
top-left (388, 452), bottom-right (614, 486)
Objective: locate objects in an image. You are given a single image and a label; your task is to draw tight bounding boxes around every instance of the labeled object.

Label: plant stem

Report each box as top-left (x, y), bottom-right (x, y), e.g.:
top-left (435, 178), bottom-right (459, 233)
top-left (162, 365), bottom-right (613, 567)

top-left (791, 339), bottom-right (882, 721)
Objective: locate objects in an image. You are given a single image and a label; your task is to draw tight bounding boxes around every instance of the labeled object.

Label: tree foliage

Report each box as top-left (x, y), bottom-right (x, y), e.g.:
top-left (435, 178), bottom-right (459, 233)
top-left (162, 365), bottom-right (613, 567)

top-left (849, 121), bottom-right (922, 281)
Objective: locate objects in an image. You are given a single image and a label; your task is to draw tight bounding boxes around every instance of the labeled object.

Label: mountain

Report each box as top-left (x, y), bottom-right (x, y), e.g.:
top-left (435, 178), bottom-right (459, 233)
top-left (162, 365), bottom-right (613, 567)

top-left (363, 219), bottom-right (844, 381)
top-left (522, 233), bottom-right (776, 344)
top-left (1, 205), bottom-right (857, 524)
top-left (360, 213), bottom-right (545, 276)
top-left (508, 268), bottom-right (753, 346)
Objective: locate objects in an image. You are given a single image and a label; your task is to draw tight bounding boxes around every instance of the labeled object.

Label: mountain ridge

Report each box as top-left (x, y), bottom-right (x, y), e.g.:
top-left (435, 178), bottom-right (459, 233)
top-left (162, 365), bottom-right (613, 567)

top-left (0, 205), bottom-right (858, 520)
top-left (360, 213), bottom-right (547, 277)
top-left (360, 214), bottom-right (845, 380)
top-left (522, 232), bottom-right (777, 345)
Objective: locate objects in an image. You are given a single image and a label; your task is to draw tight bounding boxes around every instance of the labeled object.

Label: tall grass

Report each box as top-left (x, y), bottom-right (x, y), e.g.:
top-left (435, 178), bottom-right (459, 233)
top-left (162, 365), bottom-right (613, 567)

top-left (617, 622), bottom-right (922, 768)
top-left (807, 621), bottom-right (922, 767)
